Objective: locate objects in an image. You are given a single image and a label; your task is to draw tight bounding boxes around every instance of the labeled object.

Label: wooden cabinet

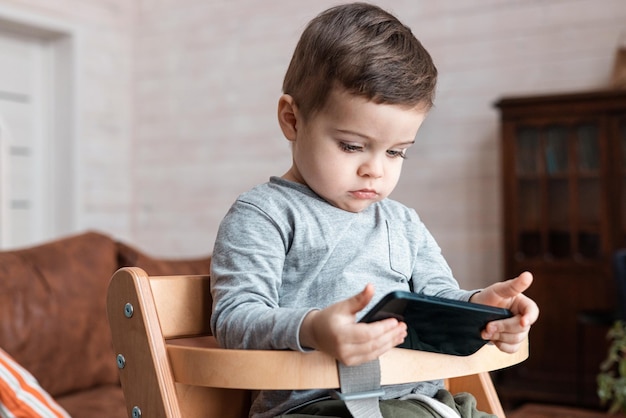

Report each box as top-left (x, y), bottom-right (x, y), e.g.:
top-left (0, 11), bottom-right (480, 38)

top-left (495, 90), bottom-right (626, 409)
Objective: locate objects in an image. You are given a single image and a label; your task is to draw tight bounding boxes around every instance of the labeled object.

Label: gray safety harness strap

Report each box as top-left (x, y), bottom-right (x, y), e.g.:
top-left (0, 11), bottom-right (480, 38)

top-left (331, 359), bottom-right (385, 418)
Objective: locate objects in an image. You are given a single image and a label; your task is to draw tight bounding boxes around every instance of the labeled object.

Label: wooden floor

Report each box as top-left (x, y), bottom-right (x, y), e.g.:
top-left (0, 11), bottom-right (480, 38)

top-left (507, 403), bottom-right (619, 417)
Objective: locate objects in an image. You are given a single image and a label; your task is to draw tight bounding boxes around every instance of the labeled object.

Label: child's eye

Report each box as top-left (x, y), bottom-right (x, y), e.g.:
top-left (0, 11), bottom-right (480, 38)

top-left (387, 149), bottom-right (407, 159)
top-left (339, 142), bottom-right (363, 153)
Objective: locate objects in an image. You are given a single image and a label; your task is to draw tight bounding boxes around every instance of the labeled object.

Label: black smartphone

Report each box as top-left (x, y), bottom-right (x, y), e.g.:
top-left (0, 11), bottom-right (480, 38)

top-left (360, 291), bottom-right (513, 356)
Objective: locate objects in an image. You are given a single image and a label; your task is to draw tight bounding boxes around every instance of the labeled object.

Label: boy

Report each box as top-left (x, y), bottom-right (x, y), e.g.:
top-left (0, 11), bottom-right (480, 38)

top-left (210, 3), bottom-right (539, 417)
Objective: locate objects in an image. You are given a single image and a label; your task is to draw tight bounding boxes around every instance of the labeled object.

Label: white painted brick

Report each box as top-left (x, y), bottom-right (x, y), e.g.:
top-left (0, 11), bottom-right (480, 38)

top-left (1, 0), bottom-right (624, 288)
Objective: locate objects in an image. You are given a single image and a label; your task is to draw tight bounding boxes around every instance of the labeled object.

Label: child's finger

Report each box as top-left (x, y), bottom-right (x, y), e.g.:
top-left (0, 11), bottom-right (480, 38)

top-left (481, 316), bottom-right (529, 340)
top-left (345, 283), bottom-right (375, 315)
top-left (493, 272), bottom-right (533, 299)
top-left (342, 321), bottom-right (407, 365)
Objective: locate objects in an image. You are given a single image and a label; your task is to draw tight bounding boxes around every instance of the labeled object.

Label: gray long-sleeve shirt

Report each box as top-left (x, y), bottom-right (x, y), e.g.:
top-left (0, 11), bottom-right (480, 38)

top-left (210, 176), bottom-right (475, 417)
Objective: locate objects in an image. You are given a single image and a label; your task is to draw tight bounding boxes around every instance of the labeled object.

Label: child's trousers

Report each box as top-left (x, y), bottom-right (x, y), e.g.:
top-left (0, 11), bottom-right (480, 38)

top-left (279, 389), bottom-right (497, 418)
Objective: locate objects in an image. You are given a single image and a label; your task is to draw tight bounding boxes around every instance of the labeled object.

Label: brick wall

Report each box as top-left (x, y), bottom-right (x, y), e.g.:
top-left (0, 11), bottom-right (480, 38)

top-left (132, 0), bottom-right (626, 289)
top-left (1, 0), bottom-right (625, 289)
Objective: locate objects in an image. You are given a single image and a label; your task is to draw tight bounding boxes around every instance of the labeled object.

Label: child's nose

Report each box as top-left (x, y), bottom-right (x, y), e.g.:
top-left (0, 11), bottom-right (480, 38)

top-left (357, 156), bottom-right (384, 178)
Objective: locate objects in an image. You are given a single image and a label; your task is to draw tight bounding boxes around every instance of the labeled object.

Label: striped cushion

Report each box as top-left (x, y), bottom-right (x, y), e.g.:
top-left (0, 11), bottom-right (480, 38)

top-left (0, 348), bottom-right (70, 418)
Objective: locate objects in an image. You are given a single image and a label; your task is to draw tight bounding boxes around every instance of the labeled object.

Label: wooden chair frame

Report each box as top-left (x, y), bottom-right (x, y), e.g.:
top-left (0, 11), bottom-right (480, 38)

top-left (106, 267), bottom-right (528, 418)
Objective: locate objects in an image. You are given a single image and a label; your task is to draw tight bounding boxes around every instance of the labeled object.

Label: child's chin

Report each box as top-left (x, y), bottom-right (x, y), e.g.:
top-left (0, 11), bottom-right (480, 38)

top-left (336, 201), bottom-right (374, 213)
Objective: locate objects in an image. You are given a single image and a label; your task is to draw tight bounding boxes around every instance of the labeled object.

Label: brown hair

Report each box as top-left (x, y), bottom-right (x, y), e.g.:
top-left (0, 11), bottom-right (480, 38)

top-left (282, 2), bottom-right (437, 119)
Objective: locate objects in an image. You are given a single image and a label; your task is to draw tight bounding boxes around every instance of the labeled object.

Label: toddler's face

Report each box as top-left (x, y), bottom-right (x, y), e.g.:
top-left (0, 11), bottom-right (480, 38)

top-left (285, 88), bottom-right (427, 213)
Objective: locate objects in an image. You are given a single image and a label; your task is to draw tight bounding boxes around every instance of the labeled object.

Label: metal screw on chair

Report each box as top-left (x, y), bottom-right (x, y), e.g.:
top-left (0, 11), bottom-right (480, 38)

top-left (132, 406), bottom-right (142, 418)
top-left (124, 303), bottom-right (134, 318)
top-left (117, 354), bottom-right (126, 369)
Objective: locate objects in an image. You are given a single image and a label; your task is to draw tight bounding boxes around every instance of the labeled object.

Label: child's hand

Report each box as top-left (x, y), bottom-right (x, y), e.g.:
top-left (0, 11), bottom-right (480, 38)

top-left (299, 284), bottom-right (407, 366)
top-left (470, 271), bottom-right (539, 353)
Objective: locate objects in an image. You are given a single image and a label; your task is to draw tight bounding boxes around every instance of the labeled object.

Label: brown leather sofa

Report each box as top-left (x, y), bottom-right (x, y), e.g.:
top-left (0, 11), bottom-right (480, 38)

top-left (0, 231), bottom-right (211, 418)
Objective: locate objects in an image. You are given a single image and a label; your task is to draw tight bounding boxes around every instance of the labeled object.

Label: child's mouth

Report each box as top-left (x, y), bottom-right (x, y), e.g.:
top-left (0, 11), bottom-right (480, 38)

top-left (351, 189), bottom-right (378, 199)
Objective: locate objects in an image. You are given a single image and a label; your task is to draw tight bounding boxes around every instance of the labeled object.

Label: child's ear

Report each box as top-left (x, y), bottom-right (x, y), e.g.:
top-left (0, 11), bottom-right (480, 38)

top-left (277, 94), bottom-right (299, 142)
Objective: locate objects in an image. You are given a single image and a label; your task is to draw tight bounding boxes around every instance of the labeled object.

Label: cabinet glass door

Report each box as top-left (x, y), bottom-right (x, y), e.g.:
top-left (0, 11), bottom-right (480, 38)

top-left (575, 124), bottom-right (601, 258)
top-left (515, 127), bottom-right (542, 258)
top-left (545, 125), bottom-right (570, 258)
top-left (619, 119), bottom-right (626, 248)
top-left (514, 121), bottom-right (604, 260)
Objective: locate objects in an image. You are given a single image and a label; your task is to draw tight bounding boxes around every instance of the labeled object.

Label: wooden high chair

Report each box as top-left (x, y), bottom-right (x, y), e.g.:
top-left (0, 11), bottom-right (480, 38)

top-left (106, 267), bottom-right (528, 418)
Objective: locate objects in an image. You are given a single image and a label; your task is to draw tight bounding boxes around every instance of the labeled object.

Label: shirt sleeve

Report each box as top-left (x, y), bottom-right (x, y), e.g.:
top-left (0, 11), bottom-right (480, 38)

top-left (210, 200), bottom-right (314, 351)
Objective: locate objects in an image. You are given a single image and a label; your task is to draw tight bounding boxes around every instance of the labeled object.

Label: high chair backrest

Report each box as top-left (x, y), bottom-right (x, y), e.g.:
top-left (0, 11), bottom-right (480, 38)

top-left (106, 267), bottom-right (527, 418)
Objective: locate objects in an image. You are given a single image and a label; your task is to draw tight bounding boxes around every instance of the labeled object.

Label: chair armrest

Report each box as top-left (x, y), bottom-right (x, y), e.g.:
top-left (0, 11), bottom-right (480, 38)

top-left (167, 337), bottom-right (528, 390)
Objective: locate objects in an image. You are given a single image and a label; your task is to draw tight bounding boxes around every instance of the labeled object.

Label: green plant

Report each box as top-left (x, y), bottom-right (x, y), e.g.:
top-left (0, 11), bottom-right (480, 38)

top-left (598, 320), bottom-right (626, 414)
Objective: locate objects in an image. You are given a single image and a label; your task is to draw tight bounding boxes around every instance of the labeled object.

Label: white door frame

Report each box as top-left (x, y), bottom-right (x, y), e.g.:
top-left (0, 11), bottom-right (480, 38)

top-left (0, 5), bottom-right (80, 247)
